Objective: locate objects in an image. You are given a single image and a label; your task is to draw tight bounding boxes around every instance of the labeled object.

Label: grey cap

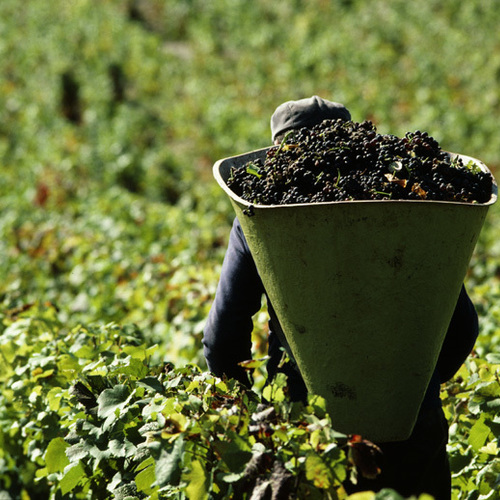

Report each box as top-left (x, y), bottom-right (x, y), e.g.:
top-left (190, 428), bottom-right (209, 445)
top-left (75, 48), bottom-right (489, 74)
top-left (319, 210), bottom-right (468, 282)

top-left (270, 95), bottom-right (351, 142)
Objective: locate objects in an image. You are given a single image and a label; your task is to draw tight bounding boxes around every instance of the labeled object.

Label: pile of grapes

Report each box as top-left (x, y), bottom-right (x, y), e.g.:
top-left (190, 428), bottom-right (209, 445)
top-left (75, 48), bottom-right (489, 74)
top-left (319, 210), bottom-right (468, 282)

top-left (227, 119), bottom-right (494, 205)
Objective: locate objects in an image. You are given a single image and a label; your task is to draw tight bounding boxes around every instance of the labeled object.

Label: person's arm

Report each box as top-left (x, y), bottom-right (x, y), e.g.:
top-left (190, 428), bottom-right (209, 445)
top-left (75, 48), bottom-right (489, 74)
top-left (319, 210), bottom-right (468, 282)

top-left (203, 218), bottom-right (265, 387)
top-left (435, 285), bottom-right (479, 383)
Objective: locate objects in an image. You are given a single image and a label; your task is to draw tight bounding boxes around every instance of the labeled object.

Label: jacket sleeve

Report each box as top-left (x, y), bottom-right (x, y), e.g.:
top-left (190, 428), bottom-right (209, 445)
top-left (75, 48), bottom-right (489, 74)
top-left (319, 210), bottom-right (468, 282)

top-left (203, 218), bottom-right (265, 386)
top-left (435, 285), bottom-right (479, 383)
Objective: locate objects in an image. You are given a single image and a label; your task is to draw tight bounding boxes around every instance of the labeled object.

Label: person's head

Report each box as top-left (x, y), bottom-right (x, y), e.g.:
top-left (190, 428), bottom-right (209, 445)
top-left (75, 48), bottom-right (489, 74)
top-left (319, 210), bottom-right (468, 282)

top-left (270, 95), bottom-right (351, 144)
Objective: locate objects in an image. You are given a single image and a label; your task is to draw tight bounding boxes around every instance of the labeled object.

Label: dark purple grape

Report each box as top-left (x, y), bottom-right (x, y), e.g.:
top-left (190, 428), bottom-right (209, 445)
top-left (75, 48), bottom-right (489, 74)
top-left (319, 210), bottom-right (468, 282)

top-left (226, 119), bottom-right (494, 205)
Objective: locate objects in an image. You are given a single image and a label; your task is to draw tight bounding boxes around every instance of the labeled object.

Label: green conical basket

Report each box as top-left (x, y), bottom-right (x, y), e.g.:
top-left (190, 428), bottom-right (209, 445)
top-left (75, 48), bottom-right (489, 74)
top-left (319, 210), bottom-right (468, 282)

top-left (213, 147), bottom-right (497, 442)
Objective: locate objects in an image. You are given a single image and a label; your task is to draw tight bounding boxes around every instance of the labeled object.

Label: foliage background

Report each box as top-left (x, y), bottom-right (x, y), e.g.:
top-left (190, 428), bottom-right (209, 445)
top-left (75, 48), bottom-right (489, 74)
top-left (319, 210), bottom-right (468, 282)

top-left (0, 0), bottom-right (499, 498)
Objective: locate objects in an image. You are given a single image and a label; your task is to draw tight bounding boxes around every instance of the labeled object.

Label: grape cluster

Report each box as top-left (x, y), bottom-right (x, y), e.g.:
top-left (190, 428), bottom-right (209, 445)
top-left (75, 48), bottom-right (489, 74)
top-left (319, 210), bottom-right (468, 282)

top-left (227, 119), bottom-right (494, 206)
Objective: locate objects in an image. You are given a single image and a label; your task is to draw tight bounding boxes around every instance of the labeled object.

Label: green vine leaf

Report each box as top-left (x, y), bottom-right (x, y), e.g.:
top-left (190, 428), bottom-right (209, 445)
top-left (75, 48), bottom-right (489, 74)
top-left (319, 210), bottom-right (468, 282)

top-left (135, 458), bottom-right (156, 494)
top-left (97, 384), bottom-right (131, 420)
top-left (59, 462), bottom-right (87, 495)
top-left (154, 437), bottom-right (184, 487)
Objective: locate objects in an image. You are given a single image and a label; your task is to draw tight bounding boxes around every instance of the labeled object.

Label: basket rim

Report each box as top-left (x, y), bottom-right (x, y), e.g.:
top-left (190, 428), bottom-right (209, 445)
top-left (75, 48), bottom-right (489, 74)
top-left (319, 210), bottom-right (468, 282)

top-left (213, 148), bottom-right (498, 209)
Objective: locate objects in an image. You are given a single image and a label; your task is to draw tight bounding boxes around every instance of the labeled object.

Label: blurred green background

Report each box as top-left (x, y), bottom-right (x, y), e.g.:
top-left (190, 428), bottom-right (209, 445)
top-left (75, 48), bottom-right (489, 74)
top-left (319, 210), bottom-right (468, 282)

top-left (1, 0), bottom-right (499, 366)
top-left (0, 2), bottom-right (499, 497)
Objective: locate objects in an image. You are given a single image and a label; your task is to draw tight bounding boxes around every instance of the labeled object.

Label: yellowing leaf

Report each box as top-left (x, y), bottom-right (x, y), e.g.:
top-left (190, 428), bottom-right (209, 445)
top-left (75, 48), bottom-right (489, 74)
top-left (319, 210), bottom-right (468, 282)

top-left (238, 357), bottom-right (268, 370)
top-left (393, 178), bottom-right (407, 188)
top-left (135, 462), bottom-right (156, 493)
top-left (305, 454), bottom-right (332, 489)
top-left (468, 415), bottom-right (491, 451)
top-left (310, 429), bottom-right (321, 450)
top-left (262, 383), bottom-right (285, 402)
top-left (183, 459), bottom-right (208, 500)
top-left (47, 387), bottom-right (64, 411)
top-left (346, 493), bottom-right (375, 500)
top-left (411, 182), bottom-right (427, 199)
top-left (0, 341), bottom-right (17, 364)
top-left (479, 440), bottom-right (499, 455)
top-left (45, 437), bottom-right (70, 473)
top-left (161, 413), bottom-right (187, 438)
